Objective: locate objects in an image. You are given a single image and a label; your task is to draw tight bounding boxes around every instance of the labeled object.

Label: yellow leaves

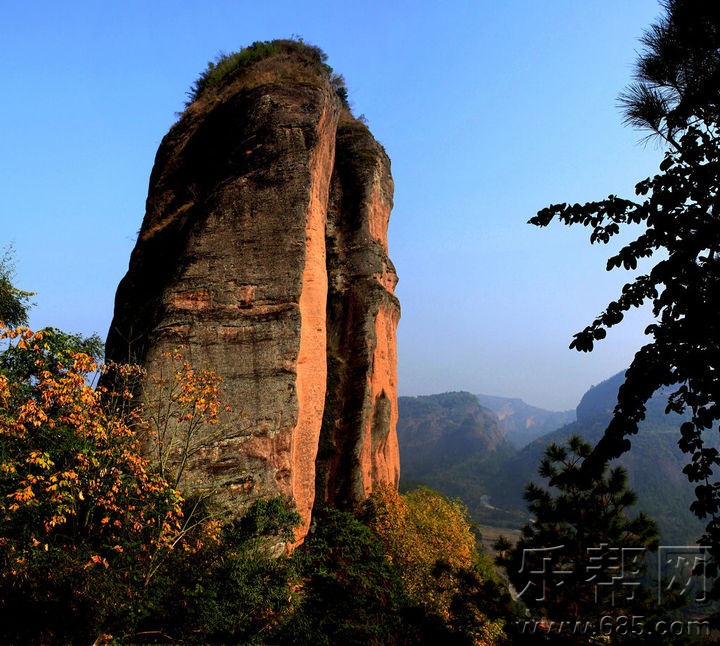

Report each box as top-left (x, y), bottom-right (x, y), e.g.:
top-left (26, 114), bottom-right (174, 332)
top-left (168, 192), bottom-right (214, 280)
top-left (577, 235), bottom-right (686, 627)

top-left (44, 514), bottom-right (67, 532)
top-left (403, 487), bottom-right (477, 570)
top-left (27, 451), bottom-right (53, 470)
top-left (203, 517), bottom-right (222, 541)
top-left (367, 486), bottom-right (483, 619)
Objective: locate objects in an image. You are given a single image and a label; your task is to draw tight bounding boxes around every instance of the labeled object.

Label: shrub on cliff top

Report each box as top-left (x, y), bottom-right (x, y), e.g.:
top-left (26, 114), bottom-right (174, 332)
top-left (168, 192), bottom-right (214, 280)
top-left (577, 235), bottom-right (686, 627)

top-left (186, 38), bottom-right (349, 107)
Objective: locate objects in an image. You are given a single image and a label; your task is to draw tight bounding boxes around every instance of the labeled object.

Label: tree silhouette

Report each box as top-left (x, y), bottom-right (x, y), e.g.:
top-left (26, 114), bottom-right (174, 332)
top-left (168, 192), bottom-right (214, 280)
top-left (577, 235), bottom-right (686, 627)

top-left (530, 0), bottom-right (720, 586)
top-left (495, 436), bottom-right (659, 639)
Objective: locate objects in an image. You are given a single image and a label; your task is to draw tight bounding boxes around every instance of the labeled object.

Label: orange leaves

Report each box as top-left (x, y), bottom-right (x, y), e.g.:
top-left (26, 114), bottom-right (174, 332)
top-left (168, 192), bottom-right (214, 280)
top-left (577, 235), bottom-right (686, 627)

top-left (0, 373), bottom-right (10, 406)
top-left (151, 360), bottom-right (224, 422)
top-left (70, 352), bottom-right (97, 376)
top-left (7, 484), bottom-right (35, 510)
top-left (84, 554), bottom-right (109, 569)
top-left (155, 349), bottom-right (226, 419)
top-left (1, 326), bottom-right (35, 342)
top-left (0, 325), bottom-right (190, 592)
top-left (1, 326), bottom-right (41, 357)
top-left (0, 325), bottom-right (240, 627)
top-left (142, 348), bottom-right (230, 488)
top-left (15, 399), bottom-right (49, 430)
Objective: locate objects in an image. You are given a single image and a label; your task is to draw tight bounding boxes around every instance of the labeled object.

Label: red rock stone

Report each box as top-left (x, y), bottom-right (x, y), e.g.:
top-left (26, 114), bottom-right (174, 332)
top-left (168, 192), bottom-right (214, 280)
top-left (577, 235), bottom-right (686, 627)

top-left (106, 42), bottom-right (400, 542)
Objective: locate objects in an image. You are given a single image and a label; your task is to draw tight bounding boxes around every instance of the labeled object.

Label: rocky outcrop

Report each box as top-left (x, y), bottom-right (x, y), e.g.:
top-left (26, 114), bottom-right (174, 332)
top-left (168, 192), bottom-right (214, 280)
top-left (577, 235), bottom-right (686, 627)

top-left (105, 41), bottom-right (400, 540)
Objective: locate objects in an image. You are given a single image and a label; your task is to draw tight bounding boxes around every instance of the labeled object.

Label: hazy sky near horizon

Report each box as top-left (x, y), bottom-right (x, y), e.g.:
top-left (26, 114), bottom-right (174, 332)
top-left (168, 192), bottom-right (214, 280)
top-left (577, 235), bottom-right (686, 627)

top-left (2, 1), bottom-right (667, 411)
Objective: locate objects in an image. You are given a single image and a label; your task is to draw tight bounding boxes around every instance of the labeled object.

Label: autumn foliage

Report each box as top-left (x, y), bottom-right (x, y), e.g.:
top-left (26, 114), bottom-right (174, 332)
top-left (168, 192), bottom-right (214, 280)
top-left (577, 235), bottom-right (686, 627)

top-left (0, 326), bottom-right (223, 642)
top-left (365, 486), bottom-right (508, 645)
top-left (139, 348), bottom-right (228, 489)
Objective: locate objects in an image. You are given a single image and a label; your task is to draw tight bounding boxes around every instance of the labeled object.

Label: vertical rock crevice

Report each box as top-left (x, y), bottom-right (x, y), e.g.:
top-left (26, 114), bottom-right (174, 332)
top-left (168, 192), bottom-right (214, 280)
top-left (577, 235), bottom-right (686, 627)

top-left (316, 118), bottom-right (401, 510)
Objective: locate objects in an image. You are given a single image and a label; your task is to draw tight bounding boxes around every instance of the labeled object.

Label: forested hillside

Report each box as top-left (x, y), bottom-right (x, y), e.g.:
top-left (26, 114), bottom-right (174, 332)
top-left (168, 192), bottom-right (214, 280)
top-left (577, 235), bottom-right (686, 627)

top-left (399, 377), bottom-right (706, 544)
top-left (490, 374), bottom-right (705, 545)
top-left (397, 393), bottom-right (521, 528)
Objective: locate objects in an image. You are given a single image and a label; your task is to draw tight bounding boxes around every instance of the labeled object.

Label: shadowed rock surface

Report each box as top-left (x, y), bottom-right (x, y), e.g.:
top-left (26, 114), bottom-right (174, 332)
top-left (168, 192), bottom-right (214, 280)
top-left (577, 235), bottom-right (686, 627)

top-left (105, 41), bottom-right (400, 540)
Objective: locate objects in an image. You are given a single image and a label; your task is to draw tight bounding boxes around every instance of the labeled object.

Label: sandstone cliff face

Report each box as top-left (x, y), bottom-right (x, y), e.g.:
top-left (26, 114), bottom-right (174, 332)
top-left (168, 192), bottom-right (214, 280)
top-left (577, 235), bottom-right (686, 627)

top-left (316, 119), bottom-right (400, 509)
top-left (105, 42), bottom-right (400, 540)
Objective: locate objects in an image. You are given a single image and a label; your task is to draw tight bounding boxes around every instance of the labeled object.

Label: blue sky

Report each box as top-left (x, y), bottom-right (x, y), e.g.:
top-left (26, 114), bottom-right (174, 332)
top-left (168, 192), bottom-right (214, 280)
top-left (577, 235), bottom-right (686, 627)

top-left (2, 1), bottom-right (666, 410)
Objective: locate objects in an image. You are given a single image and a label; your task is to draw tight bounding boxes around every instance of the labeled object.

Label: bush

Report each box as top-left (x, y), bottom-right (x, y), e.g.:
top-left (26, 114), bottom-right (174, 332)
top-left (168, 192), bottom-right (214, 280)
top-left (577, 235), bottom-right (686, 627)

top-left (134, 497), bottom-right (301, 644)
top-left (0, 329), bottom-right (184, 643)
top-left (274, 507), bottom-right (456, 645)
top-left (365, 486), bottom-right (510, 645)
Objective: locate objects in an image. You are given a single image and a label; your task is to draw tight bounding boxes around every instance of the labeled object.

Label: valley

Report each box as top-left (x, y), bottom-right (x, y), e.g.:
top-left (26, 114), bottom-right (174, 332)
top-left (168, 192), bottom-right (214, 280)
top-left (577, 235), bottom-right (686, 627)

top-left (398, 373), bottom-right (706, 546)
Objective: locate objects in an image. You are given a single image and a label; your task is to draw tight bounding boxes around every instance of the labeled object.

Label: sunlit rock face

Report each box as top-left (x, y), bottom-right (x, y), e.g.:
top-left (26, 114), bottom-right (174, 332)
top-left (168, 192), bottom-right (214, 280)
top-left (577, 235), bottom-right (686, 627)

top-left (105, 42), bottom-right (400, 542)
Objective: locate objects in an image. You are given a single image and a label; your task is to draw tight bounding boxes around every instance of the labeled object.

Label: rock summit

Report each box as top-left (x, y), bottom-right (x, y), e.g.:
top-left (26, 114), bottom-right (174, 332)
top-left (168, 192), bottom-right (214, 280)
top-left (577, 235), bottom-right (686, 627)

top-left (106, 40), bottom-right (400, 540)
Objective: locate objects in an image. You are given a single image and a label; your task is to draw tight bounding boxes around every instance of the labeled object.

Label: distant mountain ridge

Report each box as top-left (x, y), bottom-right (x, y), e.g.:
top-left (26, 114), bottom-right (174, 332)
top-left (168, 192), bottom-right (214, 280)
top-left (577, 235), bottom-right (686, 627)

top-left (475, 393), bottom-right (574, 448)
top-left (398, 392), bottom-right (506, 470)
top-left (397, 393), bottom-right (518, 525)
top-left (398, 377), bottom-right (705, 544)
top-left (489, 372), bottom-right (703, 544)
